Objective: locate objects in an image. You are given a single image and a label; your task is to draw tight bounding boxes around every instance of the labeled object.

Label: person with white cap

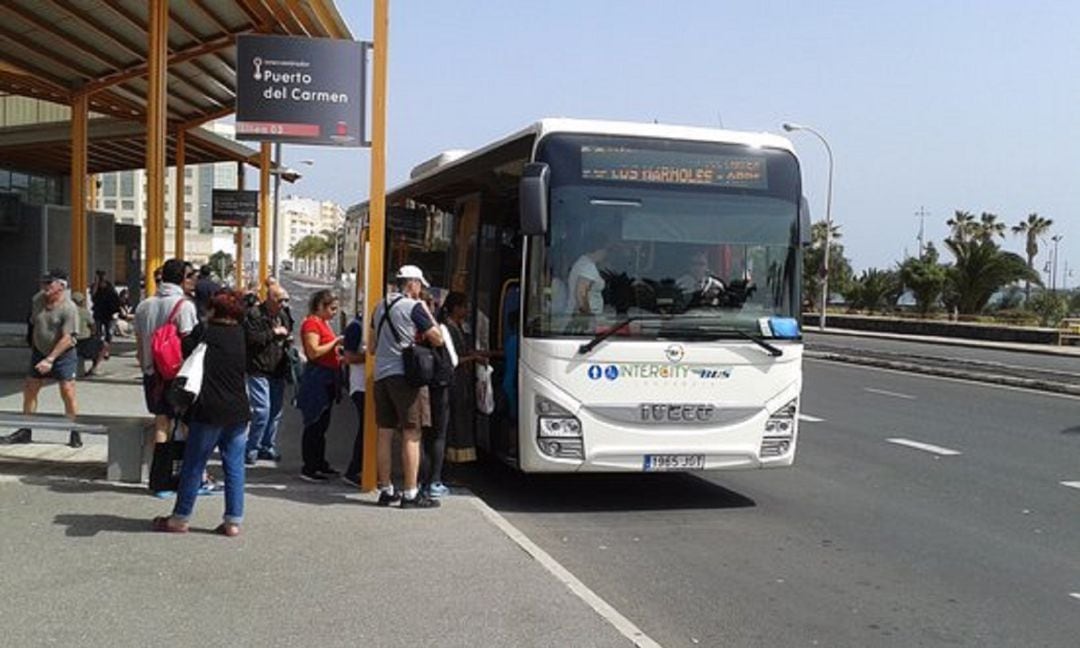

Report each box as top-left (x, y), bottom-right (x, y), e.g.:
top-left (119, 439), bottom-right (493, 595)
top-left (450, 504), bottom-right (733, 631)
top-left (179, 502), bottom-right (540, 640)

top-left (371, 264), bottom-right (444, 509)
top-left (1, 269), bottom-right (82, 447)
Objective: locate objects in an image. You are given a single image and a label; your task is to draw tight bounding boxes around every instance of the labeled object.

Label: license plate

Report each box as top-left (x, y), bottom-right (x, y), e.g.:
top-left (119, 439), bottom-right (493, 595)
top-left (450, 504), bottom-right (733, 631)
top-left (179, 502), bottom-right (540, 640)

top-left (643, 454), bottom-right (705, 471)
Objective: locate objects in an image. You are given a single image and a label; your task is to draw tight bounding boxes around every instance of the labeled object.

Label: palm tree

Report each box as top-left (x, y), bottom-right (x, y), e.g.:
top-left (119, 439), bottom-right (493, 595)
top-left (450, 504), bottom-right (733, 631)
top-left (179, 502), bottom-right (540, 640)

top-left (944, 238), bottom-right (1039, 314)
top-left (811, 220), bottom-right (841, 248)
top-left (1011, 212), bottom-right (1053, 300)
top-left (946, 210), bottom-right (977, 243)
top-left (975, 212), bottom-right (1006, 242)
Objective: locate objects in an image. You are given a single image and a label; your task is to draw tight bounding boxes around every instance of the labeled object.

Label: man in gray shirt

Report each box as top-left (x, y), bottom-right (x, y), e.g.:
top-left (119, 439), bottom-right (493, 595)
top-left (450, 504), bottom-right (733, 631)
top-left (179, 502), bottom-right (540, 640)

top-left (0, 269), bottom-right (82, 447)
top-left (371, 265), bottom-right (444, 509)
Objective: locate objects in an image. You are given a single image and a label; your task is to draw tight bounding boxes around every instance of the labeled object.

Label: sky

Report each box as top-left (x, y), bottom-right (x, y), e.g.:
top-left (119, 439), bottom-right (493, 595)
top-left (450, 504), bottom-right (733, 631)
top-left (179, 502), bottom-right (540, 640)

top-left (279, 1), bottom-right (1080, 281)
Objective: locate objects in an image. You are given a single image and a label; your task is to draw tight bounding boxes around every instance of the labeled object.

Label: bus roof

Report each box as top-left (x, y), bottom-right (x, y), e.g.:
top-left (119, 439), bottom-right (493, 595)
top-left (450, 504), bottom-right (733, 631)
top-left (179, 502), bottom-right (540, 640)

top-left (346, 118), bottom-right (796, 212)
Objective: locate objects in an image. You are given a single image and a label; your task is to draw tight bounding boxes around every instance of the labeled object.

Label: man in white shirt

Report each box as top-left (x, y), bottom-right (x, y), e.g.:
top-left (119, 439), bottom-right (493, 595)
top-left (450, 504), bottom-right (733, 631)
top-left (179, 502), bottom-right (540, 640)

top-left (567, 233), bottom-right (615, 316)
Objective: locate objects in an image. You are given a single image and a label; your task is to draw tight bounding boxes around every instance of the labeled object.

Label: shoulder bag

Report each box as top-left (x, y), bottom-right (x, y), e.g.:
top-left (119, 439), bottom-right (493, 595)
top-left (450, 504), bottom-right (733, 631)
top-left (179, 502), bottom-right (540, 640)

top-left (378, 296), bottom-right (435, 387)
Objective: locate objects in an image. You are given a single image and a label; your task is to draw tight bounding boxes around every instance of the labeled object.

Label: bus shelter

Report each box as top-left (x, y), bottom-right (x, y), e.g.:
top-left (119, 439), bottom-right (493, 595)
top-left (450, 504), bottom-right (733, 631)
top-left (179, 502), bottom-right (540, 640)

top-left (0, 0), bottom-right (353, 294)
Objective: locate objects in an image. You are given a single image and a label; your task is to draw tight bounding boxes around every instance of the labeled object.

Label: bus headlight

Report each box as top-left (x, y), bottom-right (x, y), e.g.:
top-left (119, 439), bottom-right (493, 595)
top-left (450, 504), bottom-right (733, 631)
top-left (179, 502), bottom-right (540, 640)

top-left (536, 397), bottom-right (584, 459)
top-left (761, 397), bottom-right (797, 457)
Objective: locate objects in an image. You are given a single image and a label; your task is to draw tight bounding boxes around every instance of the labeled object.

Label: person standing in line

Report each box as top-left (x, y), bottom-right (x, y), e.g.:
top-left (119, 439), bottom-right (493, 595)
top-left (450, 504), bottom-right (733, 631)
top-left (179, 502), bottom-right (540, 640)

top-left (296, 289), bottom-right (344, 482)
top-left (442, 292), bottom-right (484, 465)
top-left (0, 270), bottom-right (81, 447)
top-left (418, 292), bottom-right (455, 498)
top-left (341, 306), bottom-right (366, 488)
top-left (193, 265), bottom-right (221, 321)
top-left (133, 259), bottom-right (198, 495)
top-left (242, 283), bottom-right (293, 466)
top-left (152, 290), bottom-right (250, 536)
top-left (71, 292), bottom-right (106, 377)
top-left (90, 270), bottom-right (119, 360)
top-left (372, 265), bottom-right (444, 509)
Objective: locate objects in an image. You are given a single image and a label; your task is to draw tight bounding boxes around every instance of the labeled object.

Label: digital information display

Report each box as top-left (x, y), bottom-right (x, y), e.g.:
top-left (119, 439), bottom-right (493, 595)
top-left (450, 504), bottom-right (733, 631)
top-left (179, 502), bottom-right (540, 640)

top-left (580, 146), bottom-right (767, 188)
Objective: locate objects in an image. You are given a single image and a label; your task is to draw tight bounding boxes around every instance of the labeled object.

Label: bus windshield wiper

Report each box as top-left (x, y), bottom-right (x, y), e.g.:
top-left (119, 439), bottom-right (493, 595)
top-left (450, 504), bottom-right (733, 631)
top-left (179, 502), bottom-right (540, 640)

top-left (664, 324), bottom-right (784, 357)
top-left (577, 315), bottom-right (669, 355)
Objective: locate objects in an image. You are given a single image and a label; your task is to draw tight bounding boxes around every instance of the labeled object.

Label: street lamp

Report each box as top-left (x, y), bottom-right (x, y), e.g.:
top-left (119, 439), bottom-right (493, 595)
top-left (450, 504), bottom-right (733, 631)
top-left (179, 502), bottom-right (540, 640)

top-left (782, 122), bottom-right (834, 330)
top-left (269, 154), bottom-right (314, 275)
top-left (1051, 234), bottom-right (1064, 293)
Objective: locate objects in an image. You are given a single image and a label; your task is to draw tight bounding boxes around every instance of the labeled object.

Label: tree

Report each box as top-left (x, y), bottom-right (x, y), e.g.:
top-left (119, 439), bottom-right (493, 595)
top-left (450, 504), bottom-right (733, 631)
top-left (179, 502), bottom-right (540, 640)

top-left (944, 237), bottom-right (1040, 314)
top-left (1011, 212), bottom-right (1053, 301)
top-left (975, 212), bottom-right (1006, 242)
top-left (290, 234), bottom-right (331, 275)
top-left (946, 210), bottom-right (977, 243)
top-left (803, 219), bottom-right (853, 311)
top-left (899, 242), bottom-right (947, 316)
top-left (1027, 291), bottom-right (1069, 327)
top-left (208, 250), bottom-right (234, 283)
top-left (845, 268), bottom-right (901, 313)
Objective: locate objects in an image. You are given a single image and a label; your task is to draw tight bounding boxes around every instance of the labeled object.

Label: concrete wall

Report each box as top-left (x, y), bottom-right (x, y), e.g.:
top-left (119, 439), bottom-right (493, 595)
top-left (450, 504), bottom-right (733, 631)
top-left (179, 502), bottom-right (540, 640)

top-left (803, 313), bottom-right (1059, 344)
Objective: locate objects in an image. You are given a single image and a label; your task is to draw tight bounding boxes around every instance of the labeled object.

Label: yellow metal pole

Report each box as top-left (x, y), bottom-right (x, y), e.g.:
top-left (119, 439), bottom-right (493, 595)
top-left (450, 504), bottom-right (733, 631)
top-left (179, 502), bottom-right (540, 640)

top-left (70, 93), bottom-right (88, 293)
top-left (87, 173), bottom-right (97, 210)
top-left (361, 0), bottom-right (389, 493)
top-left (145, 0), bottom-right (168, 295)
top-left (174, 129), bottom-right (186, 260)
top-left (258, 141), bottom-right (271, 298)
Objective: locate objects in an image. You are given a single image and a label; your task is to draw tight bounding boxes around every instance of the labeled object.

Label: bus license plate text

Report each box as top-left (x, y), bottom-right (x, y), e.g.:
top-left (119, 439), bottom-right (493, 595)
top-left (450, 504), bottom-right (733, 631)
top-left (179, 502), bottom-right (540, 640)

top-left (644, 454), bottom-right (705, 471)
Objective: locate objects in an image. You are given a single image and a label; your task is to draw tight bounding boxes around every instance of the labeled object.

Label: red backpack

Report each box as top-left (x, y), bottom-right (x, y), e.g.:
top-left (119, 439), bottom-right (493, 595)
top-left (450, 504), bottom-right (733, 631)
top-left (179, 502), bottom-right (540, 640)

top-left (151, 298), bottom-right (188, 380)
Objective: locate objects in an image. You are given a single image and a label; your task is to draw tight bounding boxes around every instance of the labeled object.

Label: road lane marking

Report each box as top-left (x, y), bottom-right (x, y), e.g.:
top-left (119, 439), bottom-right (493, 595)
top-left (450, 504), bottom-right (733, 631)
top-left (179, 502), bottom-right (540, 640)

top-left (886, 438), bottom-right (962, 456)
top-left (864, 387), bottom-right (916, 400)
top-left (799, 414), bottom-right (824, 422)
top-left (469, 496), bottom-right (662, 648)
top-left (1070, 593), bottom-right (1080, 601)
top-left (1061, 482), bottom-right (1080, 490)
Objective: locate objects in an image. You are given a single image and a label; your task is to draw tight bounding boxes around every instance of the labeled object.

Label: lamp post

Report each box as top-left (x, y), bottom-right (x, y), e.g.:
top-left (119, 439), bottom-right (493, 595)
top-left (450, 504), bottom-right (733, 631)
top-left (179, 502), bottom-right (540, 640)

top-left (1051, 234), bottom-right (1064, 293)
top-left (782, 122), bottom-right (834, 330)
top-left (269, 157), bottom-right (313, 276)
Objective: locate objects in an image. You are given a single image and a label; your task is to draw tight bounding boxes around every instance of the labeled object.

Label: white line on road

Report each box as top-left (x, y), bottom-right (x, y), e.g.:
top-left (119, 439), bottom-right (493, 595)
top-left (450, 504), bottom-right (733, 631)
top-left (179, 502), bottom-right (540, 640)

top-left (1070, 592), bottom-right (1080, 601)
top-left (470, 496), bottom-right (662, 648)
top-left (864, 387), bottom-right (916, 400)
top-left (798, 414), bottom-right (825, 423)
top-left (886, 438), bottom-right (962, 456)
top-left (1061, 482), bottom-right (1080, 490)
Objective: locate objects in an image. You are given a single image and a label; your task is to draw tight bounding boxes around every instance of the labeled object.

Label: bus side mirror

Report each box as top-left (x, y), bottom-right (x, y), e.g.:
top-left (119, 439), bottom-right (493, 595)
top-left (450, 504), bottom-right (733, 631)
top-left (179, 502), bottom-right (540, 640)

top-left (799, 195), bottom-right (812, 247)
top-left (520, 162), bottom-right (550, 236)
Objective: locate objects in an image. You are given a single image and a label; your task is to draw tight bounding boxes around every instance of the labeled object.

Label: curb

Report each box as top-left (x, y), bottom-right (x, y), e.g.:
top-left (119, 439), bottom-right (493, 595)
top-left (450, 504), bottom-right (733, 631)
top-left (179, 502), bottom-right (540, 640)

top-left (805, 350), bottom-right (1080, 397)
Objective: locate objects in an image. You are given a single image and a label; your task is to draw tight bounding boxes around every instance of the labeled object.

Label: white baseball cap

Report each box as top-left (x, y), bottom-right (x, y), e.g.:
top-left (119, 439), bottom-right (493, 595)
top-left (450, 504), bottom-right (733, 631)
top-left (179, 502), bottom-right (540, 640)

top-left (395, 264), bottom-right (430, 287)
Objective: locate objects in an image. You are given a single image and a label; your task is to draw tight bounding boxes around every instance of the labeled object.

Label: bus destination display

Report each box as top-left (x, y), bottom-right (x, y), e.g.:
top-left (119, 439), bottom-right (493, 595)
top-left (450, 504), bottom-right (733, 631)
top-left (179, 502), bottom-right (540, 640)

top-left (581, 146), bottom-right (767, 188)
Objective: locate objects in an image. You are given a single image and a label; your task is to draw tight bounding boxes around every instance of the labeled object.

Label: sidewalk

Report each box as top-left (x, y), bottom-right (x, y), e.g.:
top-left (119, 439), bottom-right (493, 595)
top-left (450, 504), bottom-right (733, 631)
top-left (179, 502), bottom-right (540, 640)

top-left (0, 346), bottom-right (634, 647)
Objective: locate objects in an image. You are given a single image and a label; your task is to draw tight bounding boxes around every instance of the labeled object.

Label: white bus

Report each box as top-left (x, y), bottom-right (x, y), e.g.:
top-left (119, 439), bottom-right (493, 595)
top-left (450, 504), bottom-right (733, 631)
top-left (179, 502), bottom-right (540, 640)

top-left (365, 118), bottom-right (809, 473)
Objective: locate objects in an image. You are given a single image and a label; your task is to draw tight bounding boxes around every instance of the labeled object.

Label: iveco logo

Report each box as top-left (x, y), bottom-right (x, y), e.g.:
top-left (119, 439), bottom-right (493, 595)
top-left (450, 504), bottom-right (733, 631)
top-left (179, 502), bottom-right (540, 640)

top-left (665, 344), bottom-right (685, 363)
top-left (640, 403), bottom-right (716, 422)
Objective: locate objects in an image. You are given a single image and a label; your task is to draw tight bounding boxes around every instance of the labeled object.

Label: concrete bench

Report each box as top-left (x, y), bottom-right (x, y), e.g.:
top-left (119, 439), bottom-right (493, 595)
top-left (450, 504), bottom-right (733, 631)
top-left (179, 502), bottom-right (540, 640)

top-left (1058, 318), bottom-right (1080, 345)
top-left (0, 413), bottom-right (151, 483)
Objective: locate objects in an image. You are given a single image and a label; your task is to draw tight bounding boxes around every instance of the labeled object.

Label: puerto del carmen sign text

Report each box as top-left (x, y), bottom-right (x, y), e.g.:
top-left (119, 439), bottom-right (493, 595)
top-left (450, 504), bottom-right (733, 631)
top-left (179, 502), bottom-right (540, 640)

top-left (236, 35), bottom-right (366, 147)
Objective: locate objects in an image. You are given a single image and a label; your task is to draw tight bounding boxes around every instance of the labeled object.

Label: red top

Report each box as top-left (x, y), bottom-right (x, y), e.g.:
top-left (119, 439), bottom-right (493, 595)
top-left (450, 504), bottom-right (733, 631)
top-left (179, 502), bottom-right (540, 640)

top-left (301, 315), bottom-right (340, 369)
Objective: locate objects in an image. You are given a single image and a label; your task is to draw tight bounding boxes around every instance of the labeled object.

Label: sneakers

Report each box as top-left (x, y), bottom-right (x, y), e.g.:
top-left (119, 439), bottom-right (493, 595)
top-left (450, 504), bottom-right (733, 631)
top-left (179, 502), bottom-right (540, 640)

top-left (317, 465), bottom-right (340, 478)
top-left (340, 474), bottom-right (361, 488)
top-left (376, 489), bottom-right (401, 507)
top-left (152, 490), bottom-right (176, 499)
top-left (400, 493), bottom-right (440, 509)
top-left (427, 482), bottom-right (450, 498)
top-left (299, 470), bottom-right (329, 483)
top-left (257, 448), bottom-right (282, 462)
top-left (0, 428), bottom-right (32, 445)
top-left (68, 431), bottom-right (83, 448)
top-left (244, 451), bottom-right (258, 467)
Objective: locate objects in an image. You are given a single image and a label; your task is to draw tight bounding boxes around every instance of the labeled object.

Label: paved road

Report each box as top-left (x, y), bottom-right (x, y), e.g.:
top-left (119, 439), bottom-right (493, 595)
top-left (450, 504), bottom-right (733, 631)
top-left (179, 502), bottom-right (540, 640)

top-left (464, 360), bottom-right (1080, 647)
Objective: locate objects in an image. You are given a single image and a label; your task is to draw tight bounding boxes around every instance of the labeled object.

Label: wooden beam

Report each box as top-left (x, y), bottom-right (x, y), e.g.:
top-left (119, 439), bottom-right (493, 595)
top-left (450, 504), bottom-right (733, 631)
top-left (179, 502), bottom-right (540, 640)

top-left (0, 30), bottom-right (75, 89)
top-left (71, 93), bottom-right (89, 293)
top-left (307, 0), bottom-right (348, 39)
top-left (176, 106), bottom-right (235, 132)
top-left (0, 3), bottom-right (128, 70)
top-left (146, 0), bottom-right (169, 293)
top-left (0, 71), bottom-right (70, 103)
top-left (78, 34), bottom-right (238, 96)
top-left (235, 0), bottom-right (277, 31)
top-left (285, 0), bottom-right (322, 37)
top-left (258, 0), bottom-right (306, 35)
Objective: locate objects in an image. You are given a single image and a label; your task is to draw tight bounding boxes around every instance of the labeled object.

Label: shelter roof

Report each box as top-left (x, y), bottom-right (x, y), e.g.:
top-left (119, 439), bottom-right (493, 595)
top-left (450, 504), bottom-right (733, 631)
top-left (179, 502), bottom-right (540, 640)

top-left (0, 0), bottom-right (352, 129)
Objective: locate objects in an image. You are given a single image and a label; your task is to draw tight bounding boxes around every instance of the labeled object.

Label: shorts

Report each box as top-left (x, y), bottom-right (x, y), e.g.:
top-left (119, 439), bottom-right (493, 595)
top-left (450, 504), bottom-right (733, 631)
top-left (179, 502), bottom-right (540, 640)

top-left (29, 348), bottom-right (77, 382)
top-left (374, 375), bottom-right (421, 430)
top-left (142, 373), bottom-right (175, 417)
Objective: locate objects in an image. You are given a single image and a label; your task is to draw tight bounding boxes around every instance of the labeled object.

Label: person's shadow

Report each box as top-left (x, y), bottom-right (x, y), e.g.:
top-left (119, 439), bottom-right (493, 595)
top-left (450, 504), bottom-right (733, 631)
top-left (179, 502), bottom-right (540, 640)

top-left (53, 513), bottom-right (153, 537)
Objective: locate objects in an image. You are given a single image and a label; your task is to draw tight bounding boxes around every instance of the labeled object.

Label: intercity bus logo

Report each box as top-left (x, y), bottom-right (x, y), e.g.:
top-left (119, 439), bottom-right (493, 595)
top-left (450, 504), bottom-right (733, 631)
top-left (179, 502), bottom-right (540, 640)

top-left (587, 364), bottom-right (732, 381)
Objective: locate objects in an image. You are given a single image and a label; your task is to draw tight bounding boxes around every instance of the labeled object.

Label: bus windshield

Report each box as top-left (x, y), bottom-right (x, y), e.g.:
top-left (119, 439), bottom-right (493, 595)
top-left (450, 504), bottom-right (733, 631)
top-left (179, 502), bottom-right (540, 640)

top-left (525, 134), bottom-right (801, 340)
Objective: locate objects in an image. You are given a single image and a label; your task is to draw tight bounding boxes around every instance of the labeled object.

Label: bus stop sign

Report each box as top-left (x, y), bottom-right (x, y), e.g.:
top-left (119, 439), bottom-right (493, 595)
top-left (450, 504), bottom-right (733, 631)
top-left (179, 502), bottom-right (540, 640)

top-left (236, 35), bottom-right (368, 147)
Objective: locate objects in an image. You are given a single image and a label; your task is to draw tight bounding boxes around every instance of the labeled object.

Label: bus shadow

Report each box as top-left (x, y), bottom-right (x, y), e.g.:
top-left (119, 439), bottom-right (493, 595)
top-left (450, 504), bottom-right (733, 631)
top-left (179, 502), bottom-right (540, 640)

top-left (456, 461), bottom-right (756, 513)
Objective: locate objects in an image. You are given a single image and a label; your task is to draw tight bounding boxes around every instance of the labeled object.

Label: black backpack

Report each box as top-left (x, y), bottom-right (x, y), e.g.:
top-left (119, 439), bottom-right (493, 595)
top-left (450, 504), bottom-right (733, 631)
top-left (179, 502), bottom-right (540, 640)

top-left (378, 296), bottom-right (436, 388)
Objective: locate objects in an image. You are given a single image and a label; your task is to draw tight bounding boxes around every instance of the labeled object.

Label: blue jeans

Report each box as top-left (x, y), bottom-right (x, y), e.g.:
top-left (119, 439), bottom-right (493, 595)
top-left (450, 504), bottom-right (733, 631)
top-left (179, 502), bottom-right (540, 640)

top-left (173, 421), bottom-right (246, 525)
top-left (246, 375), bottom-right (285, 455)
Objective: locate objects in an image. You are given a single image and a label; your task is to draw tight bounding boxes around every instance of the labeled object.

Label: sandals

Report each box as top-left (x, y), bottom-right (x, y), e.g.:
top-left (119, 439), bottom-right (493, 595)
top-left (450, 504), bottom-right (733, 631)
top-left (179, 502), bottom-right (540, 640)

top-left (151, 516), bottom-right (188, 534)
top-left (214, 523), bottom-right (241, 538)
